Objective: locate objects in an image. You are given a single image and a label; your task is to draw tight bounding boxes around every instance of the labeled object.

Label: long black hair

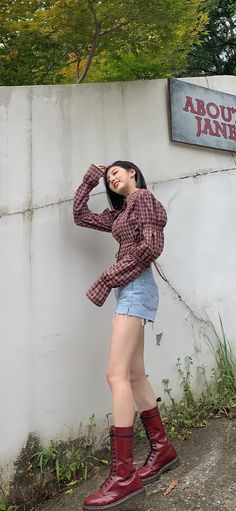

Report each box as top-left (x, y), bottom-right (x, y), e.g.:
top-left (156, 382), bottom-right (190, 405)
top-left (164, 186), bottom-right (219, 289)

top-left (104, 160), bottom-right (147, 211)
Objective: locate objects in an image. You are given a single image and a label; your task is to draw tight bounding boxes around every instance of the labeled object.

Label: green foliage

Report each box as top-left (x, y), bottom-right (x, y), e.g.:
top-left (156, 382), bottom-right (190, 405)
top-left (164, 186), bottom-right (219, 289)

top-left (183, 0), bottom-right (236, 76)
top-left (0, 505), bottom-right (17, 511)
top-left (0, 1), bottom-right (63, 85)
top-left (87, 0), bottom-right (210, 83)
top-left (32, 443), bottom-right (89, 486)
top-left (1, 0), bottom-right (234, 83)
top-left (204, 315), bottom-right (236, 402)
top-left (134, 317), bottom-right (236, 441)
top-left (31, 414), bottom-right (96, 488)
top-left (0, 415), bottom-right (97, 510)
top-left (0, 0), bottom-right (209, 85)
top-left (157, 322), bottom-right (236, 439)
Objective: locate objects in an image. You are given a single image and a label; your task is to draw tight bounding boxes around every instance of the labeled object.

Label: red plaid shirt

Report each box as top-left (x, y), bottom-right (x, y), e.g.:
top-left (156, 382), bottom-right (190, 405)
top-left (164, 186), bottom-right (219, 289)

top-left (73, 164), bottom-right (167, 306)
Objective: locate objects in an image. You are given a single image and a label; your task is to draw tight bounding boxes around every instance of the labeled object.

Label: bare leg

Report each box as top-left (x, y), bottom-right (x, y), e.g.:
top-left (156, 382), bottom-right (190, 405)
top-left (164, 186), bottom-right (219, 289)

top-left (130, 323), bottom-right (157, 412)
top-left (106, 314), bottom-right (145, 427)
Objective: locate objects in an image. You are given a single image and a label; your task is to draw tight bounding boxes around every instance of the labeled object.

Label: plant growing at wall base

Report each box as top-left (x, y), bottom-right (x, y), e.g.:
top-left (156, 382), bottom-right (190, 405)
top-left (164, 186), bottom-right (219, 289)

top-left (31, 414), bottom-right (97, 489)
top-left (156, 318), bottom-right (236, 439)
top-left (160, 358), bottom-right (209, 439)
top-left (204, 315), bottom-right (236, 406)
top-left (1, 415), bottom-right (99, 510)
top-left (0, 505), bottom-right (18, 511)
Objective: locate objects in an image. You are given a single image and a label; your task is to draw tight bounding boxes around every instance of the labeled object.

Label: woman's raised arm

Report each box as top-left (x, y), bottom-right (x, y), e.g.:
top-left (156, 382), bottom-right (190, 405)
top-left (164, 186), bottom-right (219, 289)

top-left (73, 164), bottom-right (118, 232)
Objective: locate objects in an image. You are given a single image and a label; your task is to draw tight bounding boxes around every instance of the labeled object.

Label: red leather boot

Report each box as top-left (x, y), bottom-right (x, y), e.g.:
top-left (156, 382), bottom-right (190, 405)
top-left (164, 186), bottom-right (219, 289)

top-left (83, 425), bottom-right (145, 510)
top-left (137, 405), bottom-right (180, 485)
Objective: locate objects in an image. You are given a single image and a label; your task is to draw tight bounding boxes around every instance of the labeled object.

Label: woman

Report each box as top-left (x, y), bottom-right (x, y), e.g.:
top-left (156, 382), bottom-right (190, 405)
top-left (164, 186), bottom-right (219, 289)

top-left (73, 161), bottom-right (179, 510)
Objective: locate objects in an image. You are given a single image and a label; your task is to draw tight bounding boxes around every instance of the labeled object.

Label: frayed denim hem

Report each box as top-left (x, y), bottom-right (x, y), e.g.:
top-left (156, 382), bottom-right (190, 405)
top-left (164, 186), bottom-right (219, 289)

top-left (112, 312), bottom-right (155, 328)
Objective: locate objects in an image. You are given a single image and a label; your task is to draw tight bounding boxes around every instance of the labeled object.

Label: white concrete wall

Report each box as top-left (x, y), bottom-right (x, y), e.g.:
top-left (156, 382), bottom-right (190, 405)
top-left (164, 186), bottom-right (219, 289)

top-left (0, 76), bottom-right (236, 479)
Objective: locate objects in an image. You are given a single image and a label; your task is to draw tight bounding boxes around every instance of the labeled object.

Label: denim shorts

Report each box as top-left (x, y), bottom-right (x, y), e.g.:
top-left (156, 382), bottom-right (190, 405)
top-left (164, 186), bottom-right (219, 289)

top-left (114, 266), bottom-right (159, 324)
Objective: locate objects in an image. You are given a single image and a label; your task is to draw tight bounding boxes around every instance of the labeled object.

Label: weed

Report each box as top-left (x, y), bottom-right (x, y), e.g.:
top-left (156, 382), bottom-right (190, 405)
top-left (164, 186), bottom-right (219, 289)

top-left (0, 505), bottom-right (18, 511)
top-left (157, 319), bottom-right (236, 439)
top-left (204, 315), bottom-right (236, 405)
top-left (31, 414), bottom-right (97, 490)
top-left (1, 415), bottom-right (98, 510)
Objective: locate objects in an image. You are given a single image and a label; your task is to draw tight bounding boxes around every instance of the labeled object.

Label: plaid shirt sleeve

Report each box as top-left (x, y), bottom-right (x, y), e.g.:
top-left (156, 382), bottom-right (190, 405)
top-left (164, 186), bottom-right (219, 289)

top-left (86, 189), bottom-right (167, 306)
top-left (73, 164), bottom-right (117, 232)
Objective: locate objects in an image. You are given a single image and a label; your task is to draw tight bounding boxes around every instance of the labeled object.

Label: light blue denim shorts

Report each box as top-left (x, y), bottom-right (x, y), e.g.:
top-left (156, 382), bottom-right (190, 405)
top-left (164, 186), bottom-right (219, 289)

top-left (114, 266), bottom-right (159, 324)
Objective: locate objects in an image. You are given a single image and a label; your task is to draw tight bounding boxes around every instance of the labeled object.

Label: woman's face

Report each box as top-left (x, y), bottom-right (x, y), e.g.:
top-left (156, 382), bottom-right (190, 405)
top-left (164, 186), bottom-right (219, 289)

top-left (106, 165), bottom-right (135, 195)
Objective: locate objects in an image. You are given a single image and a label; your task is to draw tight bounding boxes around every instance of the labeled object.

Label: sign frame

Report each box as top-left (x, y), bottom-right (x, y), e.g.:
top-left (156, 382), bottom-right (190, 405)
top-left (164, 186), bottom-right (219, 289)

top-left (168, 78), bottom-right (236, 153)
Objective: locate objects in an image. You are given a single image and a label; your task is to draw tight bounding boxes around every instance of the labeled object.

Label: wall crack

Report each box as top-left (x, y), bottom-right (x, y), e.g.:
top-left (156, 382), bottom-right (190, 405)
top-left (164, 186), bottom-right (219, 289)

top-left (1, 164), bottom-right (236, 218)
top-left (0, 197), bottom-right (73, 219)
top-left (153, 261), bottom-right (210, 327)
top-left (0, 191), bottom-right (109, 219)
top-left (231, 152), bottom-right (236, 166)
top-left (153, 165), bottom-right (236, 185)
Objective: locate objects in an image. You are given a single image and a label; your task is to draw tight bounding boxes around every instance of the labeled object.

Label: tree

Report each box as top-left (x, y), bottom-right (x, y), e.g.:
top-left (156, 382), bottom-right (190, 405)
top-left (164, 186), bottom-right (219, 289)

top-left (0, 0), bottom-right (209, 85)
top-left (182, 0), bottom-right (236, 76)
top-left (0, 0), bottom-right (64, 85)
top-left (51, 0), bottom-right (209, 83)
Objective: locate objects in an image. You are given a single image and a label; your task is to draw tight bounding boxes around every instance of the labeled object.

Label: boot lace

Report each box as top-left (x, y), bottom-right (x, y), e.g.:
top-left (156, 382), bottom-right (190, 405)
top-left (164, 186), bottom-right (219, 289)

top-left (100, 435), bottom-right (117, 489)
top-left (142, 421), bottom-right (158, 465)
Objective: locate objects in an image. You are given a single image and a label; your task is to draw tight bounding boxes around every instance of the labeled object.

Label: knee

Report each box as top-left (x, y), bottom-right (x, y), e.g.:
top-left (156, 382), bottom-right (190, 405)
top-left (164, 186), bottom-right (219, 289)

top-left (106, 368), bottom-right (130, 386)
top-left (105, 368), bottom-right (113, 385)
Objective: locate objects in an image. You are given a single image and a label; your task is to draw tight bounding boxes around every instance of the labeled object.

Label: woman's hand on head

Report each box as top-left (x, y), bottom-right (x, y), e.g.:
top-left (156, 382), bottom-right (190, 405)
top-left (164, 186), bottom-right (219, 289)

top-left (94, 164), bottom-right (106, 174)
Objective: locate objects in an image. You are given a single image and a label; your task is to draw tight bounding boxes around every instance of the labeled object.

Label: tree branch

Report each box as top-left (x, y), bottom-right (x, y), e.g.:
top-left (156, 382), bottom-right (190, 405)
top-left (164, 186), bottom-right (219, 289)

top-left (186, 66), bottom-right (218, 75)
top-left (78, 0), bottom-right (101, 83)
top-left (39, 50), bottom-right (69, 82)
top-left (100, 17), bottom-right (138, 37)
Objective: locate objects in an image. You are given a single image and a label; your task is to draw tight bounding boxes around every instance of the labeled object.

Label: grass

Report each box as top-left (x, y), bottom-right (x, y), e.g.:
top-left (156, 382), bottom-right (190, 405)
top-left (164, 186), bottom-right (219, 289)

top-left (153, 318), bottom-right (236, 439)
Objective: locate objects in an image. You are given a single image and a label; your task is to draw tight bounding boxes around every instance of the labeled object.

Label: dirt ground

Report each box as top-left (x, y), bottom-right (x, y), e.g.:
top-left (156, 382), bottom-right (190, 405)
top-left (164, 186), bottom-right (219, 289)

top-left (42, 417), bottom-right (236, 511)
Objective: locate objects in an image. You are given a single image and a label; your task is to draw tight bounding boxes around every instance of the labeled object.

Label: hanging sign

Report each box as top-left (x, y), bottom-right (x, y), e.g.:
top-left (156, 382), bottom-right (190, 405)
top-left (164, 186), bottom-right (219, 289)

top-left (169, 78), bottom-right (236, 152)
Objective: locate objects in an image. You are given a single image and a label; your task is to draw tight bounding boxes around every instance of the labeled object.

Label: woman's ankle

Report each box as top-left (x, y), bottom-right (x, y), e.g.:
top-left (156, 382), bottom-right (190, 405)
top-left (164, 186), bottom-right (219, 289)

top-left (112, 425), bottom-right (134, 435)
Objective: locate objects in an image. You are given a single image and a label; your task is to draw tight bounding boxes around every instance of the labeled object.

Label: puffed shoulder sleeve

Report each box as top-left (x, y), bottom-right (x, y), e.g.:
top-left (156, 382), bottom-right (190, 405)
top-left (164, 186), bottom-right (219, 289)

top-left (128, 189), bottom-right (167, 265)
top-left (73, 164), bottom-right (118, 232)
top-left (86, 189), bottom-right (167, 306)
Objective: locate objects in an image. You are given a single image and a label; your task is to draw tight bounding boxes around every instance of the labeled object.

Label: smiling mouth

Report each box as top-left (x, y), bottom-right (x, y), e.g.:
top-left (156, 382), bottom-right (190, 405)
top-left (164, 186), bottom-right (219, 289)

top-left (113, 181), bottom-right (120, 189)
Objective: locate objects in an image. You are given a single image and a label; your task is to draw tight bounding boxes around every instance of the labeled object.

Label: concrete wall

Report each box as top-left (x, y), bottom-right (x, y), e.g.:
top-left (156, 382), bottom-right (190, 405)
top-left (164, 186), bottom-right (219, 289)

top-left (1, 76), bottom-right (236, 478)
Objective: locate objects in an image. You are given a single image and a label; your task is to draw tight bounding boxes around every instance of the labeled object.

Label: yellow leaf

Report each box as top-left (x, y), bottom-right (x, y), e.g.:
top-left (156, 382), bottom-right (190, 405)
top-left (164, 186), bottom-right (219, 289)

top-left (163, 479), bottom-right (179, 496)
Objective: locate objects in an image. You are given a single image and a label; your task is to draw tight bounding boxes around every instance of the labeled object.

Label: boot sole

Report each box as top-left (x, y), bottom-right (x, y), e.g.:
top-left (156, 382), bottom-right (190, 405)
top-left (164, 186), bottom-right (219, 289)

top-left (141, 456), bottom-right (180, 486)
top-left (82, 487), bottom-right (146, 510)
